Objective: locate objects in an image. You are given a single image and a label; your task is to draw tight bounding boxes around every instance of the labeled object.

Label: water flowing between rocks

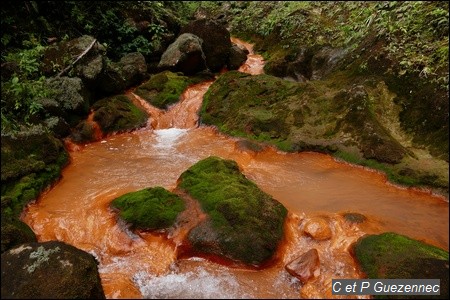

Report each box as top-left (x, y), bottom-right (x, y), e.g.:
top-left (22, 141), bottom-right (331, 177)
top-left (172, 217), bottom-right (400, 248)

top-left (22, 38), bottom-right (449, 299)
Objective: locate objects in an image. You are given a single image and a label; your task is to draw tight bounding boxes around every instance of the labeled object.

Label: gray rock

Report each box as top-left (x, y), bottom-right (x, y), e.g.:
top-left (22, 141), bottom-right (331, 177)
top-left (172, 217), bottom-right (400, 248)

top-left (158, 33), bottom-right (206, 75)
top-left (1, 241), bottom-right (105, 299)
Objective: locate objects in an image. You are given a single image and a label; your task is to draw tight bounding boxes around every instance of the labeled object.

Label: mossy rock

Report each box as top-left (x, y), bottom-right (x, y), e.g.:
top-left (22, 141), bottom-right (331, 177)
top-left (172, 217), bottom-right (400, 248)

top-left (1, 218), bottom-right (37, 254)
top-left (92, 94), bottom-right (148, 134)
top-left (70, 120), bottom-right (97, 143)
top-left (201, 71), bottom-right (301, 149)
top-left (111, 186), bottom-right (185, 230)
top-left (134, 70), bottom-right (210, 109)
top-left (200, 70), bottom-right (448, 192)
top-left (1, 129), bottom-right (69, 221)
top-left (352, 232), bottom-right (449, 299)
top-left (1, 241), bottom-right (105, 299)
top-left (178, 156), bottom-right (288, 266)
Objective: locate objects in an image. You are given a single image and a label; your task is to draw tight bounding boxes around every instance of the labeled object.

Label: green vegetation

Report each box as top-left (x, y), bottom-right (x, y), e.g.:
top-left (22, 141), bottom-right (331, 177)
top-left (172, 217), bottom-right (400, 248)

top-left (178, 156), bottom-right (287, 265)
top-left (134, 71), bottom-right (210, 109)
top-left (1, 130), bottom-right (68, 222)
top-left (111, 186), bottom-right (185, 230)
top-left (228, 1), bottom-right (448, 87)
top-left (353, 232), bottom-right (449, 299)
top-left (134, 71), bottom-right (193, 109)
top-left (334, 150), bottom-right (418, 187)
top-left (1, 39), bottom-right (54, 132)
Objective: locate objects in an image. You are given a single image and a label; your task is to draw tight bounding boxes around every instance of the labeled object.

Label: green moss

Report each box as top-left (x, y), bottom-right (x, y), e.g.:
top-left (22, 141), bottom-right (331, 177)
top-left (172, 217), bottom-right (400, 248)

top-left (134, 71), bottom-right (209, 109)
top-left (93, 94), bottom-right (147, 134)
top-left (1, 131), bottom-right (69, 222)
top-left (353, 232), bottom-right (449, 299)
top-left (334, 150), bottom-right (420, 187)
top-left (111, 186), bottom-right (185, 230)
top-left (178, 156), bottom-right (287, 265)
top-left (201, 71), bottom-right (301, 152)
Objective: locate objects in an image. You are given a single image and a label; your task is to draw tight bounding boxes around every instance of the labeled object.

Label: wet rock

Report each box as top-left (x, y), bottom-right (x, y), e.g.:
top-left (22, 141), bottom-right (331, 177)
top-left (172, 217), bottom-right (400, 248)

top-left (158, 33), bottom-right (206, 75)
top-left (43, 116), bottom-right (71, 138)
top-left (179, 156), bottom-right (287, 266)
top-left (352, 232), bottom-right (449, 299)
top-left (264, 47), bottom-right (314, 82)
top-left (91, 94), bottom-right (148, 134)
top-left (227, 43), bottom-right (248, 70)
top-left (119, 52), bottom-right (147, 87)
top-left (134, 70), bottom-right (209, 109)
top-left (342, 212), bottom-right (367, 224)
top-left (285, 248), bottom-right (320, 284)
top-left (1, 241), bottom-right (105, 299)
top-left (303, 217), bottom-right (332, 240)
top-left (96, 62), bottom-right (127, 95)
top-left (70, 120), bottom-right (98, 144)
top-left (1, 128), bottom-right (69, 220)
top-left (1, 219), bottom-right (36, 254)
top-left (180, 19), bottom-right (231, 72)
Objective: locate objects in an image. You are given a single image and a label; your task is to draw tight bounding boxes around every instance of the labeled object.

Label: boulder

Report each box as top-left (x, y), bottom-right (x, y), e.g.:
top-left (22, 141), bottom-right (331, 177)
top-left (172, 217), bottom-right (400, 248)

top-left (1, 128), bottom-right (69, 221)
top-left (41, 35), bottom-right (106, 78)
top-left (227, 43), bottom-right (248, 70)
top-left (39, 76), bottom-right (91, 126)
top-left (285, 249), bottom-right (320, 284)
top-left (158, 33), bottom-right (206, 75)
top-left (302, 217), bottom-right (332, 241)
top-left (178, 156), bottom-right (287, 266)
top-left (119, 52), bottom-right (147, 87)
top-left (180, 19), bottom-right (231, 72)
top-left (1, 219), bottom-right (36, 254)
top-left (110, 186), bottom-right (185, 230)
top-left (352, 232), bottom-right (449, 299)
top-left (134, 70), bottom-right (211, 109)
top-left (91, 94), bottom-right (148, 134)
top-left (1, 241), bottom-right (105, 299)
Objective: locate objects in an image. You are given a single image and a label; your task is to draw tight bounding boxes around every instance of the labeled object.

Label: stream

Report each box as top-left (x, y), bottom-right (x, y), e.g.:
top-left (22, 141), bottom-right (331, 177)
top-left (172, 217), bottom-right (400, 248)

top-left (22, 38), bottom-right (449, 299)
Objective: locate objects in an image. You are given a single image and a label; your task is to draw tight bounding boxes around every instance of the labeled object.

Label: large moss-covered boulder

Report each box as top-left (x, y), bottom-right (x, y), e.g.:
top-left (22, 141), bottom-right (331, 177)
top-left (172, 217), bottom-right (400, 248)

top-left (1, 128), bottom-right (69, 221)
top-left (134, 71), bottom-right (192, 109)
top-left (352, 232), bottom-right (449, 299)
top-left (200, 70), bottom-right (448, 193)
top-left (178, 156), bottom-right (288, 266)
top-left (111, 186), bottom-right (185, 230)
top-left (1, 241), bottom-right (105, 299)
top-left (91, 94), bottom-right (148, 134)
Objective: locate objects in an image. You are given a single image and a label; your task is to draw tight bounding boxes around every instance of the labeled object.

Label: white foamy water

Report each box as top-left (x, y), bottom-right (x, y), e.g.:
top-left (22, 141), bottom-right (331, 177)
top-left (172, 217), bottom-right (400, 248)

top-left (134, 266), bottom-right (250, 299)
top-left (154, 128), bottom-right (189, 149)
